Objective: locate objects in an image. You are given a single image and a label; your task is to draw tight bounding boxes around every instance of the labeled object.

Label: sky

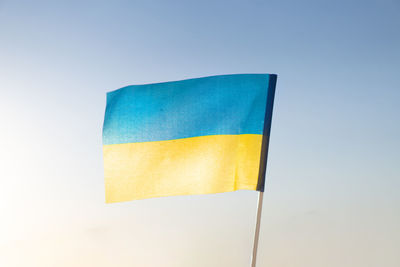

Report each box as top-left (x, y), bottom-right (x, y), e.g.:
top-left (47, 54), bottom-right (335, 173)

top-left (0, 0), bottom-right (399, 266)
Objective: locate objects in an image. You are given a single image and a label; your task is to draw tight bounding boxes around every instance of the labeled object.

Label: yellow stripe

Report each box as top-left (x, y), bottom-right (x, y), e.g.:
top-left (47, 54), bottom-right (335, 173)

top-left (103, 134), bottom-right (263, 203)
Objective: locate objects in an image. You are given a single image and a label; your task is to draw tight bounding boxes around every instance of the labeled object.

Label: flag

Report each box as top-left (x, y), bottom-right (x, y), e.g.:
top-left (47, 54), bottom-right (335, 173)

top-left (103, 74), bottom-right (277, 203)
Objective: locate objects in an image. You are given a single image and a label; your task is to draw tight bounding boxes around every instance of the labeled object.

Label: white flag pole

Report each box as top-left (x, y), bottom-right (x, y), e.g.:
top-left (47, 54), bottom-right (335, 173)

top-left (250, 191), bottom-right (264, 267)
top-left (250, 74), bottom-right (277, 267)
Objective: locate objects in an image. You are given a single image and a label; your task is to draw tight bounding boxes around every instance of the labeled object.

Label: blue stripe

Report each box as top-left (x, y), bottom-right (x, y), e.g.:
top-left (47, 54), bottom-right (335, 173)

top-left (103, 74), bottom-right (272, 145)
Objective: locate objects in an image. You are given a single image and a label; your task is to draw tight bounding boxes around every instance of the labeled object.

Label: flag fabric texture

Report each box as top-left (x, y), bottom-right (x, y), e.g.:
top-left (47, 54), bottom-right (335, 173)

top-left (103, 74), bottom-right (277, 203)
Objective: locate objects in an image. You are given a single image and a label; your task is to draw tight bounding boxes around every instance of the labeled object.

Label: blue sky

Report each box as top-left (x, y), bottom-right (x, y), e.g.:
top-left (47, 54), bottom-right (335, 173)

top-left (1, 0), bottom-right (399, 266)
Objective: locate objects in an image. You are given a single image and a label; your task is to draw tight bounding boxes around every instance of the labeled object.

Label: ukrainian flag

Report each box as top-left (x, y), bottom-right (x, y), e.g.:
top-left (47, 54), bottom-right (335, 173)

top-left (103, 74), bottom-right (277, 203)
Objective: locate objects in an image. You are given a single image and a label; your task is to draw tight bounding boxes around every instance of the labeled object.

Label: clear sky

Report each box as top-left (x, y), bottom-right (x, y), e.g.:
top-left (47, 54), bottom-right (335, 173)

top-left (1, 0), bottom-right (399, 266)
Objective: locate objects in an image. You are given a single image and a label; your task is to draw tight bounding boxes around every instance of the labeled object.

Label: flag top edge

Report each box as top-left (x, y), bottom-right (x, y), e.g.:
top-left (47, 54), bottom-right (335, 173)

top-left (106, 73), bottom-right (277, 96)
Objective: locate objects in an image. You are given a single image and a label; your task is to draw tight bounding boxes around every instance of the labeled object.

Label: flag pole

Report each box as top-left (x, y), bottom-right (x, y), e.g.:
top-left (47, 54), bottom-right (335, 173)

top-left (251, 191), bottom-right (264, 267)
top-left (250, 74), bottom-right (277, 266)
